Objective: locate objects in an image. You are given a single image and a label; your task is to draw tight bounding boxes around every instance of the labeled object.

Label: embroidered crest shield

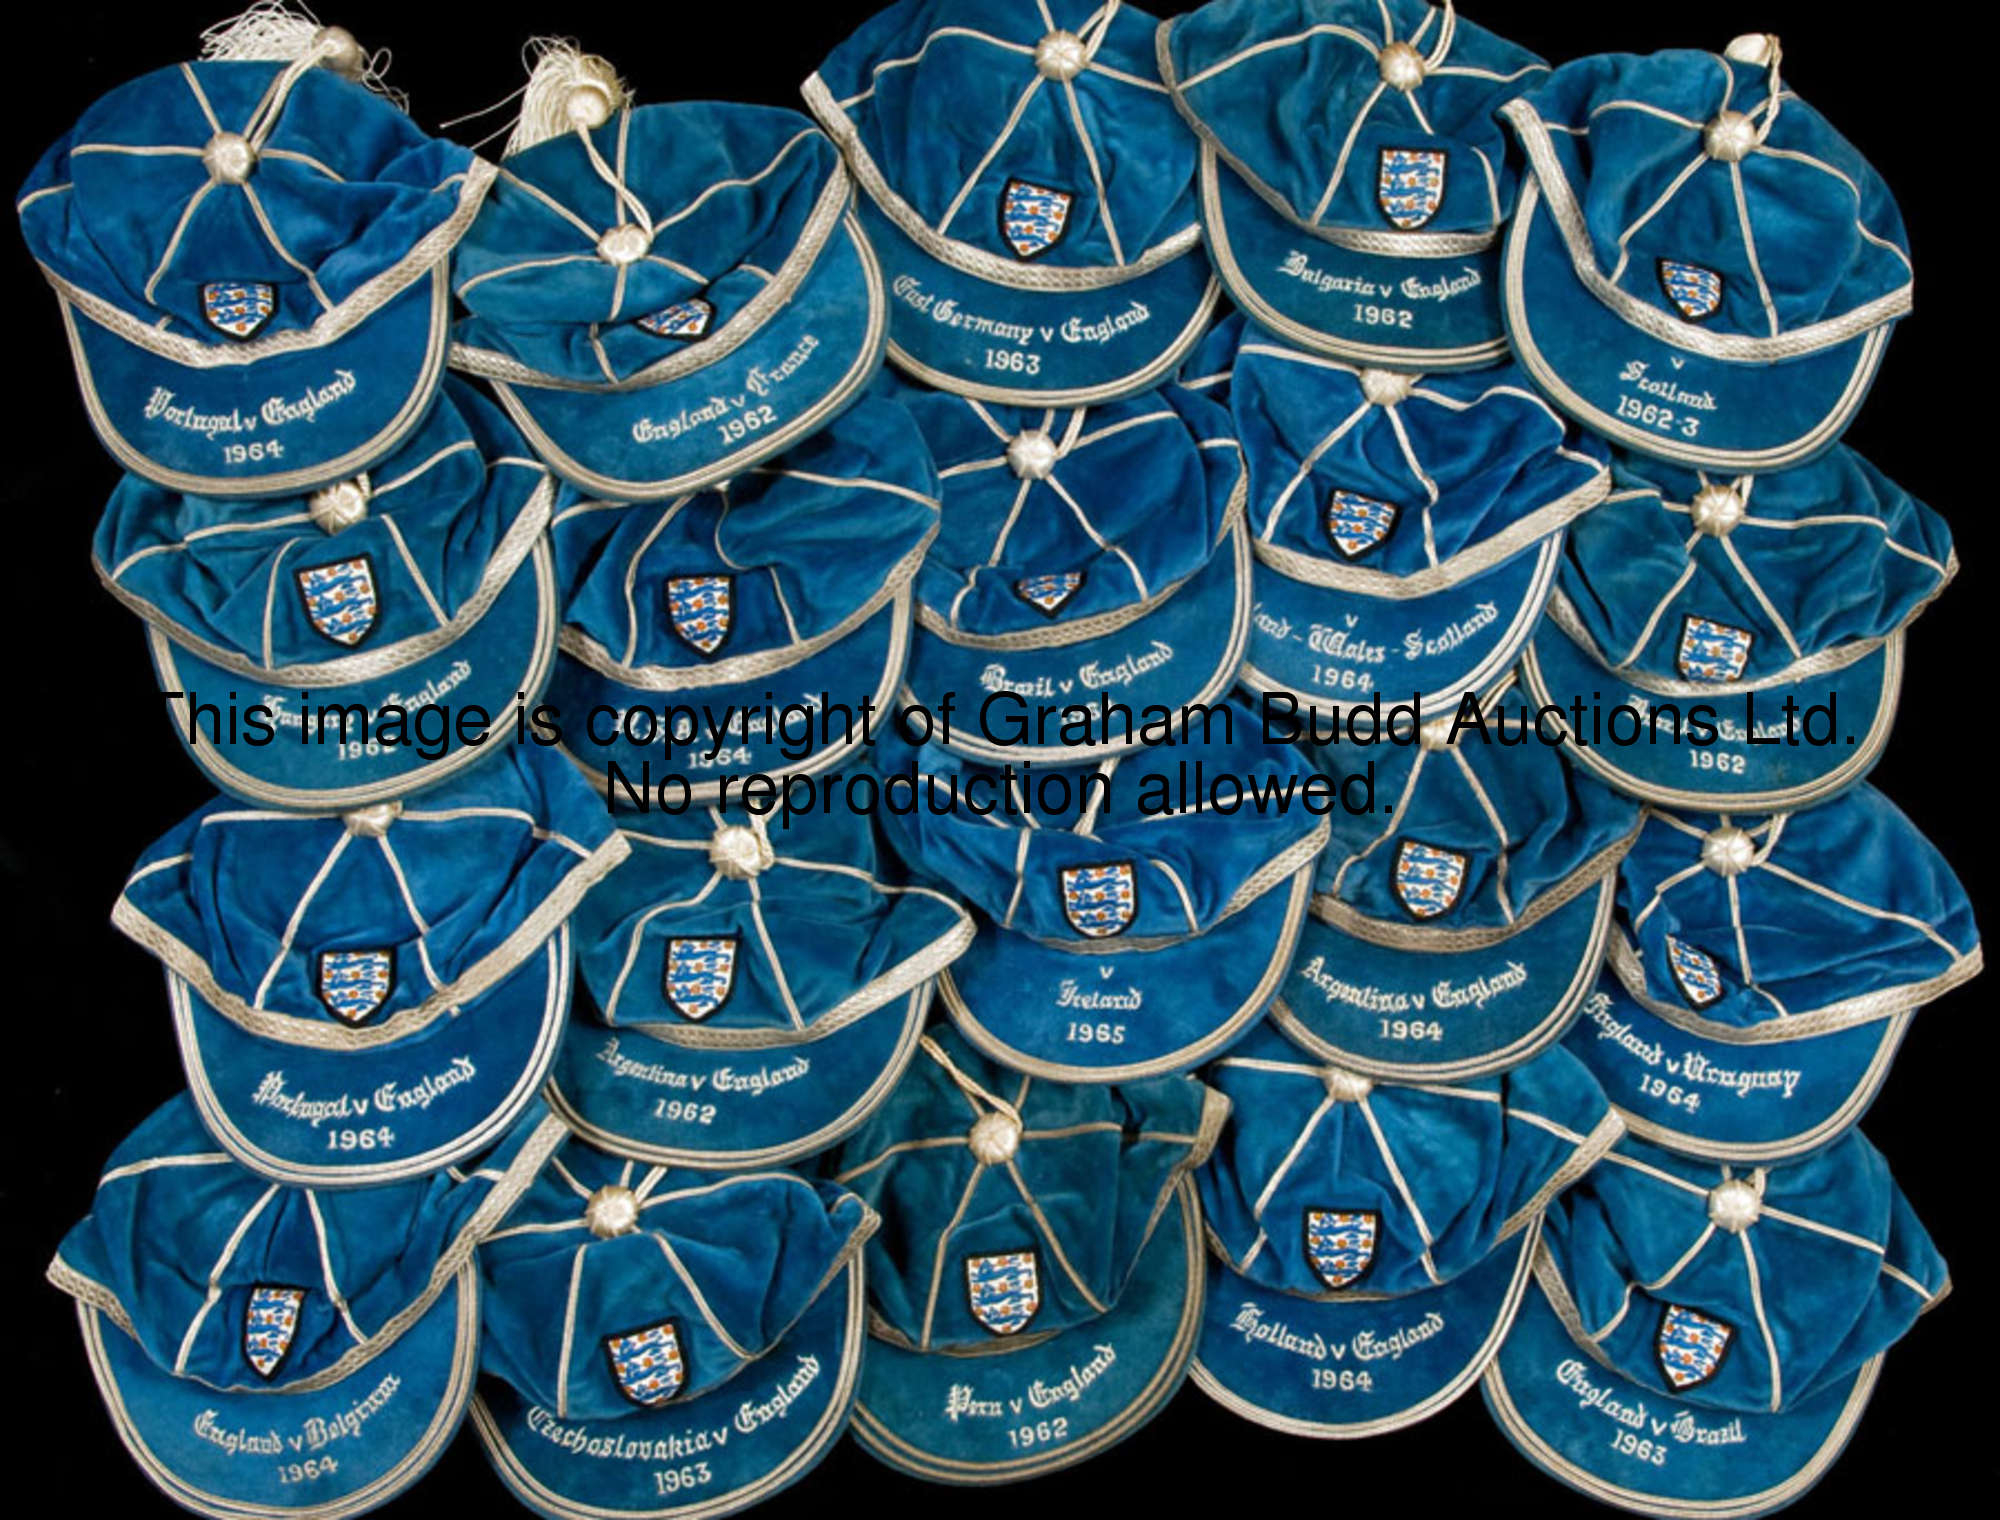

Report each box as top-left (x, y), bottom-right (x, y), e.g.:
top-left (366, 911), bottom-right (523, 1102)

top-left (637, 298), bottom-right (714, 340)
top-left (1677, 615), bottom-right (1754, 682)
top-left (243, 1285), bottom-right (306, 1379)
top-left (1324, 489), bottom-right (1400, 559)
top-left (604, 1321), bottom-right (686, 1407)
top-left (1665, 936), bottom-right (1725, 1009)
top-left (1657, 1303), bottom-right (1733, 1390)
top-left (665, 574), bottom-right (733, 657)
top-left (663, 937), bottom-right (737, 1021)
top-left (1060, 862), bottom-right (1137, 938)
top-left (1393, 840), bottom-right (1467, 920)
top-left (1659, 260), bottom-right (1724, 321)
top-left (966, 1251), bottom-right (1041, 1336)
top-left (202, 280), bottom-right (275, 340)
top-left (999, 179), bottom-right (1073, 260)
top-left (1015, 571), bottom-right (1084, 617)
top-left (1304, 1209), bottom-right (1379, 1290)
top-left (1377, 148), bottom-right (1447, 230)
top-left (316, 949), bottom-right (393, 1025)
top-left (295, 556), bottom-right (379, 647)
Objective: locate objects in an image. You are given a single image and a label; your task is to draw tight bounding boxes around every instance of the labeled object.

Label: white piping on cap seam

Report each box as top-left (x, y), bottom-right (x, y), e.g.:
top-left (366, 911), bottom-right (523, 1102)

top-left (379, 515), bottom-right (450, 630)
top-left (375, 834), bottom-right (446, 992)
top-left (1741, 1232), bottom-right (1782, 1411)
top-left (1616, 560), bottom-right (1701, 669)
top-left (920, 1161), bottom-right (987, 1351)
top-left (241, 179), bottom-right (333, 311)
top-left (1731, 160), bottom-right (1782, 338)
top-left (1720, 535), bottom-right (1801, 659)
top-left (603, 874), bottom-right (723, 1021)
top-left (1755, 859), bottom-right (1969, 960)
top-left (620, 497), bottom-right (688, 668)
top-left (1005, 1157), bottom-right (1109, 1314)
top-left (746, 879), bottom-right (805, 1029)
top-left (1607, 149), bottom-right (1708, 286)
top-left (174, 1182), bottom-right (281, 1375)
top-left (555, 1242), bottom-right (586, 1418)
top-left (142, 180), bottom-right (213, 306)
top-left (304, 1190), bottom-right (369, 1345)
top-left (837, 27), bottom-right (1034, 111)
top-left (1357, 1095), bottom-right (1442, 1284)
top-left (98, 1151), bottom-right (231, 1187)
top-left (652, 1233), bottom-right (753, 1360)
top-left (936, 73), bottom-right (1044, 237)
top-left (252, 832), bottom-right (351, 1008)
top-left (1172, 23), bottom-right (1376, 93)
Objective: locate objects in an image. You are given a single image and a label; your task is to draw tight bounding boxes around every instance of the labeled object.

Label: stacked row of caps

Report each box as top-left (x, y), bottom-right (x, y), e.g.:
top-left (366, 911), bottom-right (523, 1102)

top-left (19, 4), bottom-right (1972, 1520)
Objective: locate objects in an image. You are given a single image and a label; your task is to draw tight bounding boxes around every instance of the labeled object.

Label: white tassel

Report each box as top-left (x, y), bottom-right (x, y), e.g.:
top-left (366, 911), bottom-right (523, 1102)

top-left (198, 3), bottom-right (406, 109)
top-left (503, 38), bottom-right (630, 157)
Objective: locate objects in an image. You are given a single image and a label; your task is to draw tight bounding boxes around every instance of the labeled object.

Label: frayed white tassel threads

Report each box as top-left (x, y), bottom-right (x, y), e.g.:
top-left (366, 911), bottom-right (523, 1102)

top-left (503, 38), bottom-right (629, 157)
top-left (198, 3), bottom-right (406, 109)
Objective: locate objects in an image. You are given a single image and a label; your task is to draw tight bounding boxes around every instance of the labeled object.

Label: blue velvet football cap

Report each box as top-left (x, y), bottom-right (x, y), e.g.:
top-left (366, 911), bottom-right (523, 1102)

top-left (17, 16), bottom-right (491, 496)
top-left (1160, 0), bottom-right (1548, 368)
top-left (879, 702), bottom-right (1330, 1080)
top-left (111, 742), bottom-right (629, 1186)
top-left (547, 396), bottom-right (938, 799)
top-left (47, 1093), bottom-right (563, 1520)
top-left (96, 376), bottom-right (558, 810)
top-left (1522, 450), bottom-right (1955, 812)
top-left (450, 47), bottom-right (885, 501)
top-left (1273, 684), bottom-right (1644, 1080)
top-left (1499, 35), bottom-right (1912, 472)
top-left (1192, 1025), bottom-right (1621, 1437)
top-left (829, 1028), bottom-right (1228, 1482)
top-left (551, 795), bottom-right (974, 1169)
top-left (1566, 786), bottom-right (1981, 1163)
top-left (804, 0), bottom-right (1220, 404)
top-left (888, 371), bottom-right (1251, 760)
top-left (1225, 335), bottom-right (1610, 707)
top-left (471, 1125), bottom-right (874, 1520)
top-left (1484, 1130), bottom-right (1950, 1517)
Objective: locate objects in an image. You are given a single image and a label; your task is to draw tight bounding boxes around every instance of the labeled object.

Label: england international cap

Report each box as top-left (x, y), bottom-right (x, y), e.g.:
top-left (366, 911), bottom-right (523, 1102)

top-left (1499, 36), bottom-right (1912, 471)
top-left (1226, 336), bottom-right (1609, 706)
top-left (549, 796), bottom-right (975, 1169)
top-left (804, 0), bottom-right (1220, 404)
top-left (17, 10), bottom-right (493, 496)
top-left (94, 376), bottom-right (558, 810)
top-left (110, 741), bottom-right (629, 1186)
top-left (1272, 684), bottom-right (1644, 1079)
top-left (449, 46), bottom-right (885, 501)
top-left (889, 371), bottom-right (1251, 760)
top-left (471, 1127), bottom-right (876, 1520)
top-left (546, 396), bottom-right (938, 798)
top-left (1159, 0), bottom-right (1547, 368)
top-left (879, 705), bottom-right (1330, 1081)
top-left (1484, 1130), bottom-right (1950, 1517)
top-left (1521, 450), bottom-right (1955, 812)
top-left (1566, 786), bottom-right (1981, 1163)
top-left (828, 1028), bottom-right (1229, 1482)
top-left (1192, 1026), bottom-right (1621, 1437)
top-left (47, 1094), bottom-right (563, 1520)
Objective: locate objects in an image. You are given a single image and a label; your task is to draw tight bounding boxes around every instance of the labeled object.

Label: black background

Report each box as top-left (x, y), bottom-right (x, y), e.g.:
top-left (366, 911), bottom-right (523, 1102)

top-left (2, 1), bottom-right (1992, 1511)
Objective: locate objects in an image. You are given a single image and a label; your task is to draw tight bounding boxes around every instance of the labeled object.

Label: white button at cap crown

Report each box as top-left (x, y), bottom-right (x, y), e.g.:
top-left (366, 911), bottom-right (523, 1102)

top-left (1323, 1065), bottom-right (1374, 1103)
top-left (565, 67), bottom-right (621, 130)
top-left (203, 131), bottom-right (257, 184)
top-left (709, 822), bottom-right (774, 880)
top-left (1359, 368), bottom-right (1416, 407)
top-left (1704, 110), bottom-right (1758, 163)
top-left (585, 1184), bottom-right (640, 1238)
top-left (1418, 715), bottom-right (1456, 752)
top-left (598, 222), bottom-right (652, 266)
top-left (1035, 30), bottom-right (1088, 81)
top-left (309, 476), bottom-right (371, 534)
top-left (1690, 483), bottom-right (1746, 537)
top-left (968, 1110), bottom-right (1022, 1165)
top-left (1707, 1177), bottom-right (1762, 1233)
top-left (1378, 40), bottom-right (1426, 92)
top-left (343, 801), bottom-right (402, 838)
top-left (1006, 429), bottom-right (1060, 481)
top-left (1700, 825), bottom-right (1757, 877)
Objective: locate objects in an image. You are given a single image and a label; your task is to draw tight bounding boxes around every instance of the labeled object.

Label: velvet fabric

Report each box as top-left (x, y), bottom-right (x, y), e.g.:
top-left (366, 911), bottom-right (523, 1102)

top-left (1160, 0), bottom-right (1547, 366)
top-left (547, 397), bottom-right (938, 796)
top-left (19, 59), bottom-right (485, 494)
top-left (1564, 785), bottom-right (1981, 1162)
top-left (1223, 334), bottom-right (1609, 705)
top-left (47, 1095), bottom-right (557, 1518)
top-left (96, 378), bottom-right (557, 807)
top-left (550, 797), bottom-right (973, 1168)
top-left (877, 700), bottom-right (1329, 1079)
top-left (1523, 451), bottom-right (1955, 810)
top-left (111, 743), bottom-right (627, 1185)
top-left (472, 1129), bottom-right (871, 1518)
top-left (828, 1028), bottom-right (1224, 1480)
top-left (1499, 47), bottom-right (1910, 471)
top-left (889, 371), bottom-right (1249, 758)
top-left (805, 0), bottom-right (1218, 402)
top-left (1484, 1131), bottom-right (1948, 1516)
top-left (1275, 693), bottom-right (1643, 1079)
top-left (451, 103), bottom-right (885, 499)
